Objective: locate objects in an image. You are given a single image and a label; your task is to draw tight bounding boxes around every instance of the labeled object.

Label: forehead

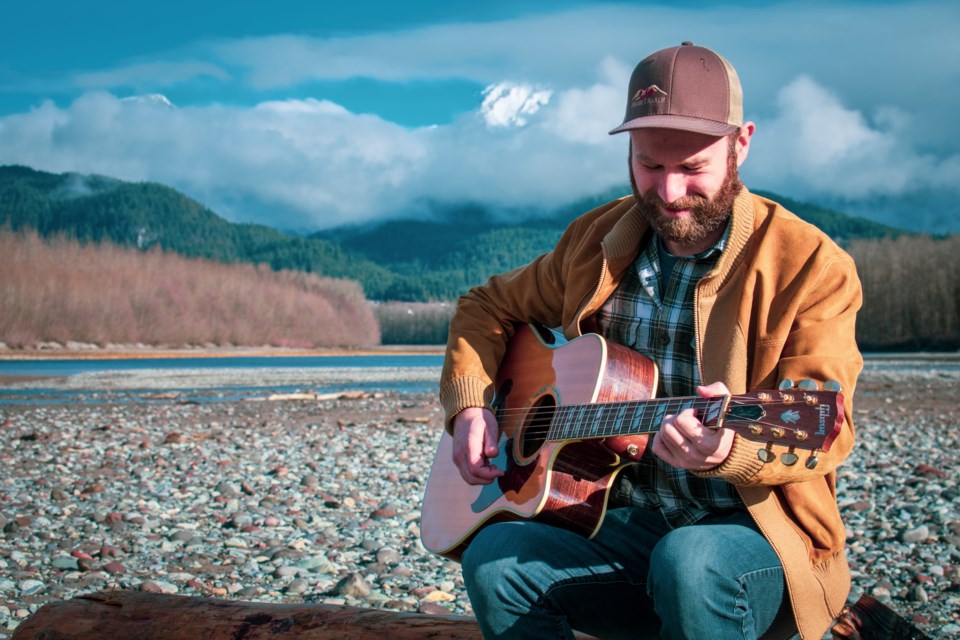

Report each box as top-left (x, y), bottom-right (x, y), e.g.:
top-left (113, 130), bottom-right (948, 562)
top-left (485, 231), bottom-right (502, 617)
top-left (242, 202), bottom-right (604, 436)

top-left (629, 128), bottom-right (728, 164)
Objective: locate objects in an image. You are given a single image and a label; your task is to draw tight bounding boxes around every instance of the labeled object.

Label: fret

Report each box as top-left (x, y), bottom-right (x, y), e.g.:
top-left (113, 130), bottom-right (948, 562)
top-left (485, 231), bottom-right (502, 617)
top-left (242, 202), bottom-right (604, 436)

top-left (549, 406), bottom-right (570, 441)
top-left (702, 399), bottom-right (723, 426)
top-left (651, 399), bottom-right (669, 431)
top-left (607, 402), bottom-right (630, 437)
top-left (573, 404), bottom-right (590, 439)
top-left (631, 401), bottom-right (651, 435)
top-left (585, 404), bottom-right (603, 437)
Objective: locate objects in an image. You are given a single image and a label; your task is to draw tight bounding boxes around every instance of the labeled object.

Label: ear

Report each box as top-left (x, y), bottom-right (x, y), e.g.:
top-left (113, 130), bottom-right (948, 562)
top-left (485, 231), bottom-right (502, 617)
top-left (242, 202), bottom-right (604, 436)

top-left (735, 122), bottom-right (756, 168)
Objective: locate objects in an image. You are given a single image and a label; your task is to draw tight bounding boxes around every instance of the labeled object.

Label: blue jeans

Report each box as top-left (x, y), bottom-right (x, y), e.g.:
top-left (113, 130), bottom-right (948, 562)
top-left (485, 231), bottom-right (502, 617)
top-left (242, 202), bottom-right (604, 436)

top-left (461, 507), bottom-right (788, 639)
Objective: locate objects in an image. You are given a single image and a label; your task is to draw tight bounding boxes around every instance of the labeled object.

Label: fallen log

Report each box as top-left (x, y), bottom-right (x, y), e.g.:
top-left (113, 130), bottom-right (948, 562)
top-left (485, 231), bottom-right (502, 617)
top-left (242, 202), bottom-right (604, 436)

top-left (11, 590), bottom-right (931, 640)
top-left (830, 595), bottom-right (932, 640)
top-left (11, 591), bottom-right (484, 640)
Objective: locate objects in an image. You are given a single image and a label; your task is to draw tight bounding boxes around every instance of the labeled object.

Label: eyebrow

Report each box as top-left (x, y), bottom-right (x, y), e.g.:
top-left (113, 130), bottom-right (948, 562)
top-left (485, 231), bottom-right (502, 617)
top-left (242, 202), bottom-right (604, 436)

top-left (633, 152), bottom-right (711, 167)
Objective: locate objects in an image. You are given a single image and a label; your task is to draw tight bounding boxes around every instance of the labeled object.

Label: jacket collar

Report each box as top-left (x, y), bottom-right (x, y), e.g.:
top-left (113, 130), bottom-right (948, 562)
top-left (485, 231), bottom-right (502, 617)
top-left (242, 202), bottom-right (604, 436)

top-left (602, 188), bottom-right (757, 292)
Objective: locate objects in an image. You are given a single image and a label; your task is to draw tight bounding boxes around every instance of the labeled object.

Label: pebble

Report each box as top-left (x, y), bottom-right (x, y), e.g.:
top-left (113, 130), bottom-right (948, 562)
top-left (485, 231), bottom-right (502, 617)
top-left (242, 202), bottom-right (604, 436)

top-left (907, 584), bottom-right (928, 604)
top-left (51, 556), bottom-right (79, 571)
top-left (333, 573), bottom-right (372, 598)
top-left (0, 368), bottom-right (957, 638)
top-left (285, 579), bottom-right (309, 595)
top-left (901, 525), bottom-right (930, 544)
top-left (17, 580), bottom-right (45, 596)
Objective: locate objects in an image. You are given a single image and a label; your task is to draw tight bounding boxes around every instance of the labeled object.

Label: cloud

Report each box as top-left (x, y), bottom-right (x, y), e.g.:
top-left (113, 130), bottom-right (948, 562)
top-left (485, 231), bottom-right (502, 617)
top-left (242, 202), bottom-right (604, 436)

top-left (480, 83), bottom-right (551, 128)
top-left (1, 2), bottom-right (958, 232)
top-left (745, 75), bottom-right (960, 200)
top-left (2, 69), bottom-right (956, 233)
top-left (0, 77), bottom-right (630, 229)
top-left (73, 61), bottom-right (230, 91)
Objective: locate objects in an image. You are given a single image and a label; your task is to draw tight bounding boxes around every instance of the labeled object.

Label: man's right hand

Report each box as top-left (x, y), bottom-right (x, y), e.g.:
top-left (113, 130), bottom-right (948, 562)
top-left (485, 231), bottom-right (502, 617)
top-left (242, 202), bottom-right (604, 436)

top-left (451, 407), bottom-right (505, 485)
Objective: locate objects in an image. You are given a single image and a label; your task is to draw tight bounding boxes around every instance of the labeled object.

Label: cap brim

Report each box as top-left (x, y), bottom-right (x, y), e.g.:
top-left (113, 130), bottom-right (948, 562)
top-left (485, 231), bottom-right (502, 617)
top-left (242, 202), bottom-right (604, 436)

top-left (609, 114), bottom-right (740, 136)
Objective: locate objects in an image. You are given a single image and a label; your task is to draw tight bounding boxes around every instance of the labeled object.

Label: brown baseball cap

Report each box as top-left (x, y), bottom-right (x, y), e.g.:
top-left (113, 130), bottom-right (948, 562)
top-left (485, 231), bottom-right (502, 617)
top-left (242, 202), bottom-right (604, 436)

top-left (609, 42), bottom-right (743, 136)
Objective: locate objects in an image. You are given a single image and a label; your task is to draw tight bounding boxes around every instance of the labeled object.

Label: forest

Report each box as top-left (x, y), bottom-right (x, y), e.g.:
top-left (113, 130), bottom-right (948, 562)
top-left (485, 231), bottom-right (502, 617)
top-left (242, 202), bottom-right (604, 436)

top-left (0, 165), bottom-right (956, 350)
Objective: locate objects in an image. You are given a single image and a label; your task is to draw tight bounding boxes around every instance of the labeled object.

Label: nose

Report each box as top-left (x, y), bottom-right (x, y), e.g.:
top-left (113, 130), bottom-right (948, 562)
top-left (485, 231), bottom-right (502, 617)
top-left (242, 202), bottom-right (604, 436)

top-left (658, 171), bottom-right (688, 204)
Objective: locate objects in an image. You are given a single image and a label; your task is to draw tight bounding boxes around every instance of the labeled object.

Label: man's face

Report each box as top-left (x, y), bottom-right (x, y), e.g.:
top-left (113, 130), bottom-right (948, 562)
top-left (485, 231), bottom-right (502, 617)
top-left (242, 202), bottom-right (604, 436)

top-left (629, 128), bottom-right (745, 254)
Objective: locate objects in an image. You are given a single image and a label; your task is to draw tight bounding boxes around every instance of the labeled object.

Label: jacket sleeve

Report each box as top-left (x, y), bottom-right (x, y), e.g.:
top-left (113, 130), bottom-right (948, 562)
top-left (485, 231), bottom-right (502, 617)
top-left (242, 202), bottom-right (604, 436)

top-left (696, 251), bottom-right (863, 486)
top-left (438, 213), bottom-right (599, 431)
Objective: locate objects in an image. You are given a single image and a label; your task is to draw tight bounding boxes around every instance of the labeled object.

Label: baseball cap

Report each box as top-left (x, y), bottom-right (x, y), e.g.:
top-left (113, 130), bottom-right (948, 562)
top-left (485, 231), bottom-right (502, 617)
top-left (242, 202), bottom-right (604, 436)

top-left (609, 42), bottom-right (743, 136)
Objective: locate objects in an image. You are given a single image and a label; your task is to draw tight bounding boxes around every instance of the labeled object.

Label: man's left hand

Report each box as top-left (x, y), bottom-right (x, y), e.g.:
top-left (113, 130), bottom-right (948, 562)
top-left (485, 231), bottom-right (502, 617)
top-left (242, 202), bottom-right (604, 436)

top-left (652, 381), bottom-right (735, 471)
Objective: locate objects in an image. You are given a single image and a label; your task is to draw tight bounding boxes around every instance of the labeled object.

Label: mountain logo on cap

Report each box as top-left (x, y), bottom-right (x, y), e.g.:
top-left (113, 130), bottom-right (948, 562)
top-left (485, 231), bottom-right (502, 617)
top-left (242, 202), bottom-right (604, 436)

top-left (630, 85), bottom-right (668, 105)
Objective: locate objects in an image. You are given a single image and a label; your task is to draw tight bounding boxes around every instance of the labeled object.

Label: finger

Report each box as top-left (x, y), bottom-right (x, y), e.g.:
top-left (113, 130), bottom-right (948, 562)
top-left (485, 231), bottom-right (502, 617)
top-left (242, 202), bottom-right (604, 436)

top-left (483, 416), bottom-right (501, 458)
top-left (652, 430), bottom-right (684, 466)
top-left (698, 381), bottom-right (730, 398)
top-left (671, 409), bottom-right (713, 446)
top-left (452, 410), bottom-right (504, 484)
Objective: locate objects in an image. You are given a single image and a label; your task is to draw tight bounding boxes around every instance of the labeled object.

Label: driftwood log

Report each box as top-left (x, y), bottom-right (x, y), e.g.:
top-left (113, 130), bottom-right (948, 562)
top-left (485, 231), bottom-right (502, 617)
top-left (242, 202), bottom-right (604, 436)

top-left (11, 590), bottom-right (931, 639)
top-left (11, 591), bottom-right (485, 639)
top-left (830, 594), bottom-right (932, 640)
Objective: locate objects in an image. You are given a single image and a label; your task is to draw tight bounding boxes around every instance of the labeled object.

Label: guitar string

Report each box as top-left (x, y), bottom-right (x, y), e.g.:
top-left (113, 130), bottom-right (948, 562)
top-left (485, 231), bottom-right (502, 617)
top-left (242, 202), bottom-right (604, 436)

top-left (490, 397), bottom-right (834, 441)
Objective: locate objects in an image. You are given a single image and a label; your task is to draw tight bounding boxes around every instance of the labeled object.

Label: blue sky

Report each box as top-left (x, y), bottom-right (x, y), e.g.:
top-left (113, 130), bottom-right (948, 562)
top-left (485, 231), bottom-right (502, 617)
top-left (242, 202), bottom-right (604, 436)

top-left (1, 1), bottom-right (958, 232)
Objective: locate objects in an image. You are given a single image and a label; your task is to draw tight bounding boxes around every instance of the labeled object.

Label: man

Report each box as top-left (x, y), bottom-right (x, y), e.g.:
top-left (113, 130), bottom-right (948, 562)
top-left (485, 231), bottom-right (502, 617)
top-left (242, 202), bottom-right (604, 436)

top-left (438, 42), bottom-right (862, 640)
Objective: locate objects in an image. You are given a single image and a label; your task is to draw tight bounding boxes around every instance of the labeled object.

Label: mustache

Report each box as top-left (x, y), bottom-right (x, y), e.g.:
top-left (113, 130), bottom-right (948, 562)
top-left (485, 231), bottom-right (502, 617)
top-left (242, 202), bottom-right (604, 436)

top-left (641, 193), bottom-right (709, 211)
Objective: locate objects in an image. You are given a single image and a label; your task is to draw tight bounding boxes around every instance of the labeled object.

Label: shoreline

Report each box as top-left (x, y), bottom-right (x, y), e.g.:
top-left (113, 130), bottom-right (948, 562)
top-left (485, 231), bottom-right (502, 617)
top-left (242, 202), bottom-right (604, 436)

top-left (0, 344), bottom-right (446, 361)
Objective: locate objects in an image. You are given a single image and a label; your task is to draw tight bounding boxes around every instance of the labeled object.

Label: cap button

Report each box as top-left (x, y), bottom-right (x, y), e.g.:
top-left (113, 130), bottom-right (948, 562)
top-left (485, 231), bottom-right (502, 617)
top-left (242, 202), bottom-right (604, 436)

top-left (681, 41), bottom-right (694, 46)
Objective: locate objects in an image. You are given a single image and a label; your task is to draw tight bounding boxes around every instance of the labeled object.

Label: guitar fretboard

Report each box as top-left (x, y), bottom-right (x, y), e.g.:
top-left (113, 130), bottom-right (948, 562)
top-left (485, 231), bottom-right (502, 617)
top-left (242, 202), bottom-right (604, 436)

top-left (548, 397), bottom-right (727, 441)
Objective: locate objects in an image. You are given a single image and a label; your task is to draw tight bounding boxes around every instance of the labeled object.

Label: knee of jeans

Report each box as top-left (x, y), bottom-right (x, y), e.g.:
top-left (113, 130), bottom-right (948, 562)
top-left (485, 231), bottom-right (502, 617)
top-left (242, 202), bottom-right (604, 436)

top-left (648, 528), bottom-right (722, 596)
top-left (461, 524), bottom-right (521, 587)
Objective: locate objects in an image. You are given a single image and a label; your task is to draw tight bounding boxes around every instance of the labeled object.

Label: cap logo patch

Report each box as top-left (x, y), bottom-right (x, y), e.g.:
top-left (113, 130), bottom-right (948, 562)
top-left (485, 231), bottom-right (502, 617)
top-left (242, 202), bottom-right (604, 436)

top-left (631, 85), bottom-right (668, 105)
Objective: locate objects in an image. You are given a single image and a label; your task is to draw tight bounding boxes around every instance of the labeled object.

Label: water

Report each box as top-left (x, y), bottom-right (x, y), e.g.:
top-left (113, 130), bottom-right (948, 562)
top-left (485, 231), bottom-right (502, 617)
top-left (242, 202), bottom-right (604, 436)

top-left (1, 352), bottom-right (956, 406)
top-left (0, 354), bottom-right (444, 405)
top-left (0, 354), bottom-right (443, 378)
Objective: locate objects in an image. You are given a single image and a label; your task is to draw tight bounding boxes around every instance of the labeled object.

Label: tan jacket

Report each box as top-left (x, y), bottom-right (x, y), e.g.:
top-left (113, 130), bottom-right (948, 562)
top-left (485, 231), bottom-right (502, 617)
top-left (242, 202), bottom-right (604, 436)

top-left (439, 189), bottom-right (863, 640)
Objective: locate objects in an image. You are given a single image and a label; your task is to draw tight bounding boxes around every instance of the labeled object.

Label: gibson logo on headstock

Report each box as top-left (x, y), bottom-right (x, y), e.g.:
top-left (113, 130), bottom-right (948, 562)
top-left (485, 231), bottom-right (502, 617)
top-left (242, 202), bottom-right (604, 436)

top-left (817, 404), bottom-right (831, 435)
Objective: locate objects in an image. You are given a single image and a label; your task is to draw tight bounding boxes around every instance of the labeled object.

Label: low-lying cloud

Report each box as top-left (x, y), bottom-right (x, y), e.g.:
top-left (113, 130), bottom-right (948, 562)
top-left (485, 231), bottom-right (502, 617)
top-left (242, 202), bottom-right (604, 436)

top-left (1, 68), bottom-right (957, 231)
top-left (0, 1), bottom-right (957, 232)
top-left (745, 75), bottom-right (960, 201)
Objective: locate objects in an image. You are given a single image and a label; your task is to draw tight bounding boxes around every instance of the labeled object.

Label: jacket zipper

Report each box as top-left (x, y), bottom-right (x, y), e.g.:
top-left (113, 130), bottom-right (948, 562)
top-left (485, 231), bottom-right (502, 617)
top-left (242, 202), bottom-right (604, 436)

top-left (574, 251), bottom-right (609, 335)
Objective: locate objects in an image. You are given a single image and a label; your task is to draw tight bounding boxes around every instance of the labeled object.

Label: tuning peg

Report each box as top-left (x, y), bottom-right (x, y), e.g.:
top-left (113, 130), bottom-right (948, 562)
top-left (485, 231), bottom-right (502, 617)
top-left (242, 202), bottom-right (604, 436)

top-left (797, 379), bottom-right (818, 391)
top-left (823, 380), bottom-right (843, 392)
top-left (757, 442), bottom-right (777, 464)
top-left (805, 450), bottom-right (821, 469)
top-left (777, 379), bottom-right (795, 390)
top-left (782, 449), bottom-right (799, 466)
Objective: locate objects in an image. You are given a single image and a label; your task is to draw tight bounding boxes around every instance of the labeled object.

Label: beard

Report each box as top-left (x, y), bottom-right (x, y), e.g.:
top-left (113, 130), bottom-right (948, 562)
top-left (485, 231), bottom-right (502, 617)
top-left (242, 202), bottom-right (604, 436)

top-left (631, 151), bottom-right (743, 248)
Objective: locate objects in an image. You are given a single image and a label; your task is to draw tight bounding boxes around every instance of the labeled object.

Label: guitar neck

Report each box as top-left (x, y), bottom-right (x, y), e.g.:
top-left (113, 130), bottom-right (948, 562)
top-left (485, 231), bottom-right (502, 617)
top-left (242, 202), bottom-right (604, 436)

top-left (548, 396), bottom-right (727, 441)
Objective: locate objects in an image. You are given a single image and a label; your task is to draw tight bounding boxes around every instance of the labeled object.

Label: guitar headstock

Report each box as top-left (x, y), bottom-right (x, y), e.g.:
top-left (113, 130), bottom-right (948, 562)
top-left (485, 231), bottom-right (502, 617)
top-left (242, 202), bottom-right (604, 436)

top-left (721, 381), bottom-right (845, 469)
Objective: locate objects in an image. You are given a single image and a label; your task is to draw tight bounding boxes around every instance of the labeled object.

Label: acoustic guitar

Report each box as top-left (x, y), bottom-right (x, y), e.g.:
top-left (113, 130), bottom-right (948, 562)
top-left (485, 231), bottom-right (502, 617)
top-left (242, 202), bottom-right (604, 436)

top-left (420, 324), bottom-right (844, 560)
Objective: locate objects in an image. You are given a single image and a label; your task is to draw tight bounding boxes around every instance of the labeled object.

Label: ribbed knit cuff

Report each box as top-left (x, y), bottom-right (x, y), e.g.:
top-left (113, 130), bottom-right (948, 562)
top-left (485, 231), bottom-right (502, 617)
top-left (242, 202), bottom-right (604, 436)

top-left (692, 433), bottom-right (765, 484)
top-left (439, 376), bottom-right (495, 434)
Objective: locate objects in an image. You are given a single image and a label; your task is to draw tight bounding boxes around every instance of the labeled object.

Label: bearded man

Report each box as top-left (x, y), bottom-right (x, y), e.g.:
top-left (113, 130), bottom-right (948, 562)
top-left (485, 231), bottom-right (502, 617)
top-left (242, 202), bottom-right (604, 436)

top-left (437, 42), bottom-right (862, 640)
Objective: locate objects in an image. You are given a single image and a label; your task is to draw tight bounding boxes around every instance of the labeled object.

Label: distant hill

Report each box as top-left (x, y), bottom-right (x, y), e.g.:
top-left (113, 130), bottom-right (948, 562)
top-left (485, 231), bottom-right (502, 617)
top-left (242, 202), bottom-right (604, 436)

top-left (0, 165), bottom-right (906, 301)
top-left (0, 164), bottom-right (396, 295)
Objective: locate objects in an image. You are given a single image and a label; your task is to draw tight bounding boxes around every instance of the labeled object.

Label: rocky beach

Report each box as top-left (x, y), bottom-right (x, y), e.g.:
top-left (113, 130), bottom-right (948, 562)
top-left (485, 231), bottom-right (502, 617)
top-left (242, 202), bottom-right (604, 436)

top-left (0, 356), bottom-right (958, 638)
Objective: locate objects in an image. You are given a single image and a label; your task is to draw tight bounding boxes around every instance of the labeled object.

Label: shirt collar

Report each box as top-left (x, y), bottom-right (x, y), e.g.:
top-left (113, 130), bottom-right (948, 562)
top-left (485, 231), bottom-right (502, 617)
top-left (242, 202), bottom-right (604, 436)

top-left (654, 219), bottom-right (731, 262)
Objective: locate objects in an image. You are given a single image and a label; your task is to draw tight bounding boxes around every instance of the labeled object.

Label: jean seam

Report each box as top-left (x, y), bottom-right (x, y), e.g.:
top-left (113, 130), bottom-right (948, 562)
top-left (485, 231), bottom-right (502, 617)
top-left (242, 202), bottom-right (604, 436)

top-left (736, 565), bottom-right (784, 639)
top-left (542, 574), bottom-right (644, 603)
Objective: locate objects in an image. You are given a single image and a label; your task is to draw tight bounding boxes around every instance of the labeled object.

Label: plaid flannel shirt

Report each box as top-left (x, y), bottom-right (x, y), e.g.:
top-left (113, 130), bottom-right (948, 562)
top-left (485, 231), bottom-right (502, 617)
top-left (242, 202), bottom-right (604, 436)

top-left (596, 225), bottom-right (744, 528)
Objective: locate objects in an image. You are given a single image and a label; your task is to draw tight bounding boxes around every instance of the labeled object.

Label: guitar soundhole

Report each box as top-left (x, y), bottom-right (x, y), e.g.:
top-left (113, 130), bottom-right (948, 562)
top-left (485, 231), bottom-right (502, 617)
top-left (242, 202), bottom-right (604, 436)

top-left (519, 395), bottom-right (556, 460)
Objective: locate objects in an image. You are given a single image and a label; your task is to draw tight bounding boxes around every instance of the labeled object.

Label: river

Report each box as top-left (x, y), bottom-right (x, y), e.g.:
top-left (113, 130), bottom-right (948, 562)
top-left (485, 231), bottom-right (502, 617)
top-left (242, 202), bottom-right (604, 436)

top-left (0, 354), bottom-right (444, 404)
top-left (0, 351), bottom-right (956, 406)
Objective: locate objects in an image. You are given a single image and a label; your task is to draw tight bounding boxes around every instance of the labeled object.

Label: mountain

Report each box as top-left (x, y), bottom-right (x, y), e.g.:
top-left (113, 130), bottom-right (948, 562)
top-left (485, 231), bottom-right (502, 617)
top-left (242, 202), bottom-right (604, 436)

top-left (0, 165), bottom-right (396, 296)
top-left (0, 165), bottom-right (907, 301)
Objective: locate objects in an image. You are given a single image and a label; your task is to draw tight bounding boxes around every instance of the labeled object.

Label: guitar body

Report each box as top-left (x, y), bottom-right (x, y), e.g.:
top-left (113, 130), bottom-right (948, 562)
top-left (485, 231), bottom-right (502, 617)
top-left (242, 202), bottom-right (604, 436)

top-left (420, 325), bottom-right (658, 560)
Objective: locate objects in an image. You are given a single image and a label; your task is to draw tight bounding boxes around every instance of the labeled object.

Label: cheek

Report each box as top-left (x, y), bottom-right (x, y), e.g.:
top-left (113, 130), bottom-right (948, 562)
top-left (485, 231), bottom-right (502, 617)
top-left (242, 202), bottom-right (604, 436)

top-left (687, 173), bottom-right (725, 199)
top-left (631, 165), bottom-right (658, 195)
